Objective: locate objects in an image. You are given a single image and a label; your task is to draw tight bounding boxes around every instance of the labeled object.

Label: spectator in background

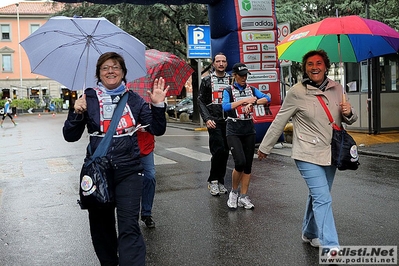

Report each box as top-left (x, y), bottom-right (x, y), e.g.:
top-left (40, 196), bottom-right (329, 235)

top-left (137, 129), bottom-right (157, 228)
top-left (198, 52), bottom-right (231, 196)
top-left (1, 98), bottom-right (17, 127)
top-left (222, 63), bottom-right (270, 210)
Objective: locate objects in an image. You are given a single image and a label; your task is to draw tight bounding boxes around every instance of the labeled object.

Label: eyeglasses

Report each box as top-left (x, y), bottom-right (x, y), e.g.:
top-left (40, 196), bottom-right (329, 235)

top-left (100, 65), bottom-right (122, 72)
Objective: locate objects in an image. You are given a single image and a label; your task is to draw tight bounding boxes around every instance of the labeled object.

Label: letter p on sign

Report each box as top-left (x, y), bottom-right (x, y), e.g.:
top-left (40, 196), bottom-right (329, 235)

top-left (193, 28), bottom-right (204, 44)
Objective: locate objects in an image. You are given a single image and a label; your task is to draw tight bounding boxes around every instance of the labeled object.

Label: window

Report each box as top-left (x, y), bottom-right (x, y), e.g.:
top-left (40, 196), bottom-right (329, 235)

top-left (345, 62), bottom-right (360, 93)
top-left (1, 24), bottom-right (10, 40)
top-left (378, 55), bottom-right (399, 92)
top-left (30, 24), bottom-right (40, 34)
top-left (2, 54), bottom-right (12, 72)
top-left (360, 61), bottom-right (369, 93)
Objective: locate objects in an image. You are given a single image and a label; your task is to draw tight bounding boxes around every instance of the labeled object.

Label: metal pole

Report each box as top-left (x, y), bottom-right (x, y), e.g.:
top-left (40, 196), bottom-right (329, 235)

top-left (366, 0), bottom-right (372, 134)
top-left (197, 59), bottom-right (203, 127)
top-left (16, 3), bottom-right (23, 96)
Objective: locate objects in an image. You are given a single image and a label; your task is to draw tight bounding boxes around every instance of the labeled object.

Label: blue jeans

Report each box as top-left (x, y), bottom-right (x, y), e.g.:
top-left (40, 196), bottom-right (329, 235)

top-left (295, 160), bottom-right (339, 247)
top-left (140, 152), bottom-right (156, 217)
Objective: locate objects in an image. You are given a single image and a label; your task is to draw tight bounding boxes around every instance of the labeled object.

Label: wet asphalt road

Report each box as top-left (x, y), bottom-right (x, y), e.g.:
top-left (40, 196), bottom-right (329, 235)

top-left (0, 113), bottom-right (398, 266)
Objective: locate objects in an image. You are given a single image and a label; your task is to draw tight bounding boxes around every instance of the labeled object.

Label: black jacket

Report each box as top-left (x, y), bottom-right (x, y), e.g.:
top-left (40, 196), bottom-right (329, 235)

top-left (197, 74), bottom-right (230, 122)
top-left (63, 88), bottom-right (166, 171)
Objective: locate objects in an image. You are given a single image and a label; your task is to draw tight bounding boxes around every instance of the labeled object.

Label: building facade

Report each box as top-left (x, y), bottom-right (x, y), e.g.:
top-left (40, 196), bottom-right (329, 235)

top-left (0, 1), bottom-right (64, 105)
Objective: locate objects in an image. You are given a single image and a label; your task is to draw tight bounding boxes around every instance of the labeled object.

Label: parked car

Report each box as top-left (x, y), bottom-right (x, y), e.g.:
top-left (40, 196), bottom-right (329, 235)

top-left (176, 103), bottom-right (193, 119)
top-left (166, 97), bottom-right (192, 118)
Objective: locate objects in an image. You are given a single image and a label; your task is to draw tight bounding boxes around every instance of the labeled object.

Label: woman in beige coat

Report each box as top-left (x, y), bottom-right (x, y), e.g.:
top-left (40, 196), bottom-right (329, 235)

top-left (257, 50), bottom-right (357, 256)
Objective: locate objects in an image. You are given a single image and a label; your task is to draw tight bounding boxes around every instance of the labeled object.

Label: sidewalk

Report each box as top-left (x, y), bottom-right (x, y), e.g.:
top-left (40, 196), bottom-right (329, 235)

top-left (349, 131), bottom-right (399, 160)
top-left (167, 119), bottom-right (399, 160)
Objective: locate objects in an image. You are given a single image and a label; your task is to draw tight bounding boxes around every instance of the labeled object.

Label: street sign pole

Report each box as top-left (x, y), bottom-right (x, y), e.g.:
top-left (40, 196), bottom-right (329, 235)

top-left (197, 59), bottom-right (203, 127)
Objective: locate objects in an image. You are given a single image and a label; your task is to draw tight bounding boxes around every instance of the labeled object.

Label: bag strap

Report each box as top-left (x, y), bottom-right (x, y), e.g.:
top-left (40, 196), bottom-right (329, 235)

top-left (91, 92), bottom-right (129, 159)
top-left (316, 95), bottom-right (341, 131)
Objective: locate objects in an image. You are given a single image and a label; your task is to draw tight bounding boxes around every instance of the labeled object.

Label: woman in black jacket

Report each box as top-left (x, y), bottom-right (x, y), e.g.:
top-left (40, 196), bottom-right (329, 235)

top-left (63, 52), bottom-right (168, 266)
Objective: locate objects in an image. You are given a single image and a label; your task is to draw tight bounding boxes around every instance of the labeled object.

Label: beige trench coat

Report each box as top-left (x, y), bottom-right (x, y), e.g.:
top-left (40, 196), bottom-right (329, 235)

top-left (258, 78), bottom-right (358, 166)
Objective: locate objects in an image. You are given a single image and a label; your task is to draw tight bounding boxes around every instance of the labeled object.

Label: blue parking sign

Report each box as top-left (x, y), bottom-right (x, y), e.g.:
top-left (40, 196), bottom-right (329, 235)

top-left (187, 25), bottom-right (211, 59)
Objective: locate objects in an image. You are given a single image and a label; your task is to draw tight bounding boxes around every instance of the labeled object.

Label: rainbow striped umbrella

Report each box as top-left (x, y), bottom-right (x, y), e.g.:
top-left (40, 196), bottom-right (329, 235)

top-left (277, 15), bottom-right (399, 63)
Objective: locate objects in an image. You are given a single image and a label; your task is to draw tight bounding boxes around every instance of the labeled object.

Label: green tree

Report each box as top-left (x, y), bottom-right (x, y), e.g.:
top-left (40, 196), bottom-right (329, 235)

top-left (56, 3), bottom-right (208, 59)
top-left (370, 0), bottom-right (399, 29)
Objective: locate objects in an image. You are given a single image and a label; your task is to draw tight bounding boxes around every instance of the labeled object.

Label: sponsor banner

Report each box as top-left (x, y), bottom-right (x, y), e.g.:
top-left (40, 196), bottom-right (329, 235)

top-left (233, 0), bottom-right (280, 124)
top-left (243, 44), bottom-right (261, 53)
top-left (241, 31), bottom-right (275, 43)
top-left (262, 53), bottom-right (277, 61)
top-left (245, 63), bottom-right (261, 71)
top-left (241, 17), bottom-right (275, 30)
top-left (208, 0), bottom-right (280, 127)
top-left (261, 43), bottom-right (276, 52)
top-left (320, 246), bottom-right (397, 265)
top-left (262, 62), bottom-right (277, 69)
top-left (243, 53), bottom-right (261, 63)
top-left (238, 0), bottom-right (274, 17)
top-left (247, 71), bottom-right (279, 83)
top-left (252, 104), bottom-right (281, 123)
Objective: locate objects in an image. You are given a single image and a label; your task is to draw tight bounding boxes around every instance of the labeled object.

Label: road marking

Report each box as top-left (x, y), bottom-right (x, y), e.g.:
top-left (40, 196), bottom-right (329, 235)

top-left (167, 147), bottom-right (211, 161)
top-left (154, 154), bottom-right (177, 165)
top-left (46, 157), bottom-right (74, 174)
top-left (0, 161), bottom-right (23, 179)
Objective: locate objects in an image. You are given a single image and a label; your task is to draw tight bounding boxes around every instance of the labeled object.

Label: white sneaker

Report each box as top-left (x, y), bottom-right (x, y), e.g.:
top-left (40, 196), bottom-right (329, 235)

top-left (208, 181), bottom-right (220, 196)
top-left (237, 196), bottom-right (255, 209)
top-left (301, 235), bottom-right (321, 248)
top-left (218, 184), bottom-right (228, 194)
top-left (227, 191), bottom-right (238, 209)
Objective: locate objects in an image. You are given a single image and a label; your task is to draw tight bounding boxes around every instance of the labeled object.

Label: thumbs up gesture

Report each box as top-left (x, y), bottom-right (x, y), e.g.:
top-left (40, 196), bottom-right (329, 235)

top-left (74, 93), bottom-right (87, 114)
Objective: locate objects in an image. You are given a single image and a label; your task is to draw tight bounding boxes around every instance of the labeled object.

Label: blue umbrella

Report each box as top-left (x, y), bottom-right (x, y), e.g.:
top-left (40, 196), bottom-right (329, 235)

top-left (20, 16), bottom-right (146, 91)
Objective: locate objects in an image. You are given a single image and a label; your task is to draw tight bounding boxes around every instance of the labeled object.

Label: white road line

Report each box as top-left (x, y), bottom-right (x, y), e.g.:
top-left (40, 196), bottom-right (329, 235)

top-left (167, 147), bottom-right (211, 161)
top-left (154, 154), bottom-right (177, 165)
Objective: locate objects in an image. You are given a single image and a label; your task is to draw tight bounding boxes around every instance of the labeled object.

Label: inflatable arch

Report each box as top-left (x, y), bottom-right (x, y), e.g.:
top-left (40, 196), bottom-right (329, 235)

top-left (57, 0), bottom-right (283, 142)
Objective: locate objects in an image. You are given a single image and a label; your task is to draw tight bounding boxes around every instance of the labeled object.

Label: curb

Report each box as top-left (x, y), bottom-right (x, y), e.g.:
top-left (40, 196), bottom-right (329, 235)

top-left (358, 150), bottom-right (399, 160)
top-left (166, 123), bottom-right (399, 161)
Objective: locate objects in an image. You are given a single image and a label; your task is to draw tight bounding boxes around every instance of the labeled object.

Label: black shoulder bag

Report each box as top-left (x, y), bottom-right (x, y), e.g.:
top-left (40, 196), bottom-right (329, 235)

top-left (78, 92), bottom-right (128, 209)
top-left (316, 95), bottom-right (360, 171)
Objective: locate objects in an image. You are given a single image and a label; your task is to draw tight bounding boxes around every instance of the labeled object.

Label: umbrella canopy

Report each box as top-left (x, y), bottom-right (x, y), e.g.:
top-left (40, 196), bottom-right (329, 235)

top-left (277, 15), bottom-right (399, 63)
top-left (20, 16), bottom-right (146, 91)
top-left (127, 49), bottom-right (194, 102)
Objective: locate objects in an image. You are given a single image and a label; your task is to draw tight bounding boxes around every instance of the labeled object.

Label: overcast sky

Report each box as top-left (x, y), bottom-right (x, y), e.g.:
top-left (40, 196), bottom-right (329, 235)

top-left (0, 1), bottom-right (52, 8)
top-left (1, 0), bottom-right (23, 8)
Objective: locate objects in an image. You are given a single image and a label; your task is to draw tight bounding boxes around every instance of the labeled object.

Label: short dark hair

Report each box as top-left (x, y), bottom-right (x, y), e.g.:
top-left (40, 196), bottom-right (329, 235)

top-left (95, 52), bottom-right (127, 85)
top-left (212, 52), bottom-right (226, 63)
top-left (301, 50), bottom-right (331, 73)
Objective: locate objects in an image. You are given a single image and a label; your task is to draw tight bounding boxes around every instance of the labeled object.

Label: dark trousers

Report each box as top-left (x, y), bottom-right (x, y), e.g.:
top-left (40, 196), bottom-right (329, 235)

top-left (227, 134), bottom-right (256, 174)
top-left (207, 122), bottom-right (229, 184)
top-left (88, 168), bottom-right (146, 266)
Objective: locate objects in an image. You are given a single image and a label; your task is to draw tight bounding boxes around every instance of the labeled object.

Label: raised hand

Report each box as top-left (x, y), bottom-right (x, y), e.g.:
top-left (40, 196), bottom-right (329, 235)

top-left (148, 77), bottom-right (170, 104)
top-left (74, 94), bottom-right (87, 114)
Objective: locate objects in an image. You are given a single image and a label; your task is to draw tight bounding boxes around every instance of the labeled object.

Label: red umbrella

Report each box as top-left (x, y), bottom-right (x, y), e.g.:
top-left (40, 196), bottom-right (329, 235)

top-left (127, 49), bottom-right (194, 102)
